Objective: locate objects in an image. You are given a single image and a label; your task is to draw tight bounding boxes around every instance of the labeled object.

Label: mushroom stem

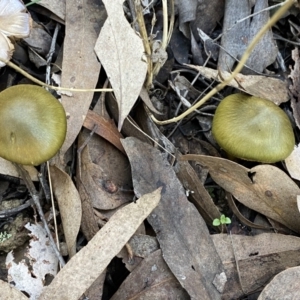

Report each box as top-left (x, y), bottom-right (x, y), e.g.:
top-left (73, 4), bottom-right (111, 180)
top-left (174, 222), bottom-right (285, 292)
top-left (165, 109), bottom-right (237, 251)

top-left (14, 163), bottom-right (65, 267)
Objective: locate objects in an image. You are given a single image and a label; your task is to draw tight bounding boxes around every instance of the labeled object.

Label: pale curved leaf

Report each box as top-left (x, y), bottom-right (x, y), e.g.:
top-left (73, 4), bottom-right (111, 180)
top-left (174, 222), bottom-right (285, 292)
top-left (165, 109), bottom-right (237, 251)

top-left (50, 165), bottom-right (82, 257)
top-left (0, 32), bottom-right (13, 67)
top-left (94, 0), bottom-right (147, 130)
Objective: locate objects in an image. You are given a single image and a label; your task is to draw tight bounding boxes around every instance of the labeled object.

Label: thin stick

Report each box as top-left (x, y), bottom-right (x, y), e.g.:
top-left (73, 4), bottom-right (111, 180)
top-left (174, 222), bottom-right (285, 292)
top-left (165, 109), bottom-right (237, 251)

top-left (152, 0), bottom-right (173, 78)
top-left (3, 60), bottom-right (113, 93)
top-left (161, 0), bottom-right (168, 50)
top-left (150, 0), bottom-right (294, 125)
top-left (167, 0), bottom-right (175, 46)
top-left (45, 23), bottom-right (61, 86)
top-left (134, 0), bottom-right (153, 88)
top-left (47, 161), bottom-right (60, 251)
top-left (14, 163), bottom-right (66, 267)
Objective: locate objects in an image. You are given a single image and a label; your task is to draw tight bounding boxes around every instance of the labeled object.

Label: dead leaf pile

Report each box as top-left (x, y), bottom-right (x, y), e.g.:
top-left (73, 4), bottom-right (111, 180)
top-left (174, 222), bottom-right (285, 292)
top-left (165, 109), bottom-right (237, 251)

top-left (0, 0), bottom-right (300, 300)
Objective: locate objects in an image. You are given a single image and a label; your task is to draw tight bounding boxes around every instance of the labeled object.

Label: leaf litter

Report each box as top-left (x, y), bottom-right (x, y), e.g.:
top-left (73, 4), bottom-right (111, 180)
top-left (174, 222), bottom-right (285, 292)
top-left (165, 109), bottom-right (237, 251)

top-left (0, 0), bottom-right (300, 299)
top-left (121, 137), bottom-right (225, 299)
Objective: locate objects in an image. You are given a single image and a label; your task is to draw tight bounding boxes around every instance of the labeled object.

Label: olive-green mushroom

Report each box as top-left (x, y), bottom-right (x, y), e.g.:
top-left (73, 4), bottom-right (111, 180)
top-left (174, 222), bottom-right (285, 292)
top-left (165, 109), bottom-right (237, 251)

top-left (0, 84), bottom-right (67, 165)
top-left (212, 94), bottom-right (295, 163)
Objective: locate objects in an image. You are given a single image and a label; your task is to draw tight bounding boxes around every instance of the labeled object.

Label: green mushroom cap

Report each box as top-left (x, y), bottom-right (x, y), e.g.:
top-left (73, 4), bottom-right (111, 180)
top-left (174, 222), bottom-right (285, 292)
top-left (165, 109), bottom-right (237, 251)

top-left (212, 94), bottom-right (295, 163)
top-left (0, 84), bottom-right (67, 165)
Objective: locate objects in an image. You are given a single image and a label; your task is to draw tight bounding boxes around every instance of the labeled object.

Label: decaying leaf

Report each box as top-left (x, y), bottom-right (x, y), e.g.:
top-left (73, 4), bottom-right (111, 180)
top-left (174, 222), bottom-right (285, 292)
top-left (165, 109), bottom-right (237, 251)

top-left (94, 0), bottom-right (148, 130)
top-left (77, 130), bottom-right (132, 211)
top-left (111, 250), bottom-right (189, 300)
top-left (0, 279), bottom-right (28, 300)
top-left (190, 0), bottom-right (224, 42)
top-left (6, 223), bottom-right (58, 300)
top-left (285, 144), bottom-right (300, 181)
top-left (122, 137), bottom-right (225, 300)
top-left (0, 157), bottom-right (38, 181)
top-left (60, 0), bottom-right (106, 156)
top-left (218, 0), bottom-right (277, 74)
top-left (78, 99), bottom-right (132, 240)
top-left (83, 109), bottom-right (125, 154)
top-left (37, 0), bottom-right (65, 21)
top-left (134, 104), bottom-right (221, 224)
top-left (127, 234), bottom-right (159, 258)
top-left (50, 165), bottom-right (82, 257)
top-left (187, 65), bottom-right (288, 104)
top-left (38, 188), bottom-right (161, 300)
top-left (181, 155), bottom-right (300, 233)
top-left (258, 266), bottom-right (300, 300)
top-left (212, 233), bottom-right (300, 299)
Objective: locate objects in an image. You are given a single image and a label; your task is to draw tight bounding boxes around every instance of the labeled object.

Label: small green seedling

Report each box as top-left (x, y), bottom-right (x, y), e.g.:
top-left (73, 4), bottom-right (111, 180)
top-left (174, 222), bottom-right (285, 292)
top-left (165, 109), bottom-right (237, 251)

top-left (0, 231), bottom-right (12, 243)
top-left (213, 214), bottom-right (231, 227)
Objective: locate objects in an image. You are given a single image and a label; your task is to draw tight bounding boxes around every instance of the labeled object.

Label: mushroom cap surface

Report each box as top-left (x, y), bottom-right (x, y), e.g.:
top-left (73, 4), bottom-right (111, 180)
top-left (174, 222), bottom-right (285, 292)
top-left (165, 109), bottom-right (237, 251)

top-left (212, 94), bottom-right (295, 163)
top-left (0, 85), bottom-right (67, 165)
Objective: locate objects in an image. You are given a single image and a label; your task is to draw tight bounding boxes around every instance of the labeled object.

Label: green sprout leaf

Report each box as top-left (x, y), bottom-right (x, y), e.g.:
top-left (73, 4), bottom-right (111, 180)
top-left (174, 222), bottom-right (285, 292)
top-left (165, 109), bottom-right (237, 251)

top-left (213, 219), bottom-right (221, 226)
top-left (219, 214), bottom-right (231, 225)
top-left (213, 215), bottom-right (231, 227)
top-left (220, 214), bottom-right (226, 224)
top-left (224, 217), bottom-right (231, 224)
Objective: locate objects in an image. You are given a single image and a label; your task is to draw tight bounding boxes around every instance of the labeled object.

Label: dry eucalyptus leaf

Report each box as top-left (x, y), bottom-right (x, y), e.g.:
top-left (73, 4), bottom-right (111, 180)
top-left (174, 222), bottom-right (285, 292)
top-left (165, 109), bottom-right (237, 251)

top-left (134, 105), bottom-right (221, 224)
top-left (77, 130), bottom-right (132, 210)
top-left (39, 188), bottom-right (161, 300)
top-left (94, 0), bottom-right (148, 130)
top-left (285, 144), bottom-right (300, 180)
top-left (60, 0), bottom-right (106, 156)
top-left (181, 155), bottom-right (300, 233)
top-left (6, 223), bottom-right (58, 299)
top-left (24, 223), bottom-right (58, 279)
top-left (212, 233), bottom-right (300, 299)
top-left (258, 266), bottom-right (300, 300)
top-left (77, 176), bottom-right (98, 242)
top-left (218, 0), bottom-right (277, 74)
top-left (23, 21), bottom-right (52, 58)
top-left (187, 65), bottom-right (288, 104)
top-left (116, 226), bottom-right (147, 272)
top-left (38, 0), bottom-right (66, 21)
top-left (122, 137), bottom-right (224, 300)
top-left (83, 110), bottom-right (125, 154)
top-left (190, 0), bottom-right (224, 41)
top-left (0, 157), bottom-right (38, 181)
top-left (0, 279), bottom-right (28, 300)
top-left (127, 234), bottom-right (159, 258)
top-left (50, 165), bottom-right (82, 257)
top-left (83, 272), bottom-right (106, 300)
top-left (111, 250), bottom-right (189, 300)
